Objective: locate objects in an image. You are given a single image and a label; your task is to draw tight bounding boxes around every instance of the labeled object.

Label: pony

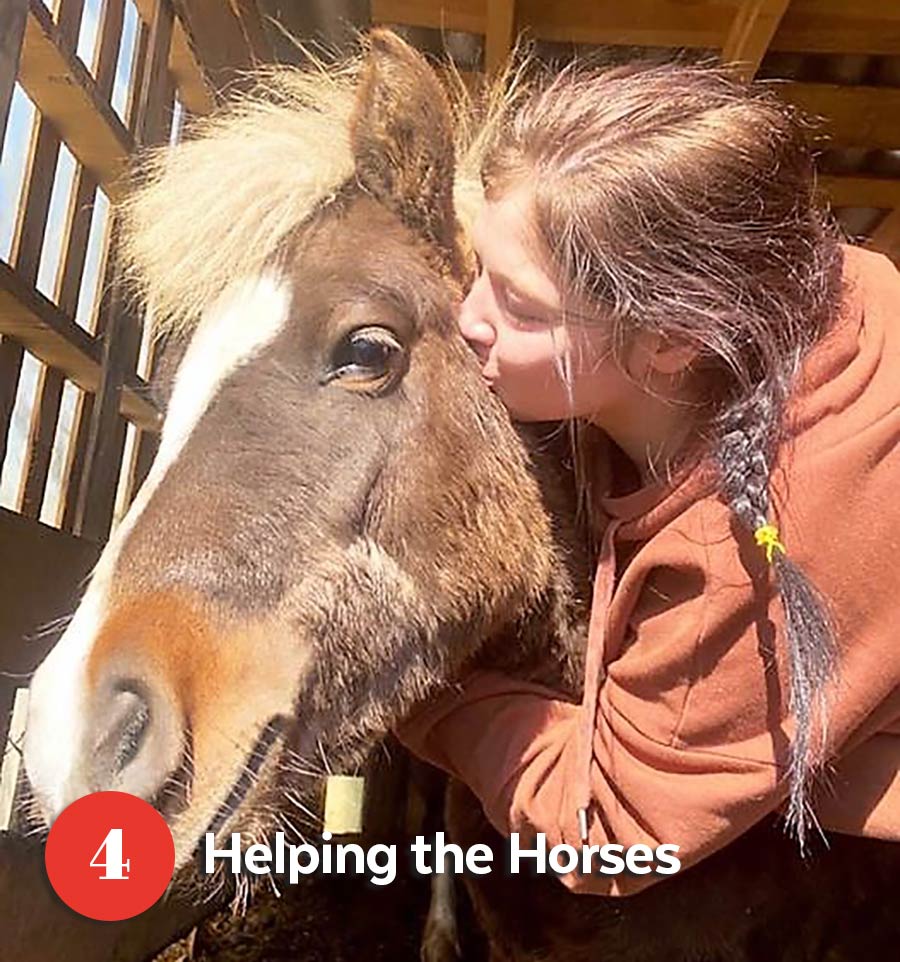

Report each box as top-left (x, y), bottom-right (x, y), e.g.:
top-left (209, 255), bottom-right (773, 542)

top-left (21, 29), bottom-right (898, 962)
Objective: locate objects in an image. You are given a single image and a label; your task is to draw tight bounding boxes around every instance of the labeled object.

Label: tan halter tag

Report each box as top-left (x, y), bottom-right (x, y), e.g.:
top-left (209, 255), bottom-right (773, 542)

top-left (323, 774), bottom-right (365, 835)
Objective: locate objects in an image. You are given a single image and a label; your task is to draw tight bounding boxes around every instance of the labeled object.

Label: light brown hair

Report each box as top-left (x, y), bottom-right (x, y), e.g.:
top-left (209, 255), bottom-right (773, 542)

top-left (480, 57), bottom-right (845, 846)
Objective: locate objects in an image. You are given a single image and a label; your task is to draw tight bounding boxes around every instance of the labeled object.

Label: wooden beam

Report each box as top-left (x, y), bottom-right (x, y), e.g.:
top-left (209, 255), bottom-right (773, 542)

top-left (19, 0), bottom-right (134, 201)
top-left (0, 0), bottom-right (27, 146)
top-left (0, 111), bottom-right (58, 484)
top-left (371, 0), bottom-right (900, 57)
top-left (0, 260), bottom-right (160, 431)
top-left (866, 209), bottom-right (900, 265)
top-left (170, 0), bottom-right (272, 94)
top-left (485, 0), bottom-right (516, 76)
top-left (778, 83), bottom-right (900, 151)
top-left (818, 175), bottom-right (900, 211)
top-left (132, 0), bottom-right (214, 115)
top-left (134, 0), bottom-right (175, 143)
top-left (21, 164), bottom-right (97, 522)
top-left (722, 0), bottom-right (792, 81)
top-left (94, 0), bottom-right (126, 102)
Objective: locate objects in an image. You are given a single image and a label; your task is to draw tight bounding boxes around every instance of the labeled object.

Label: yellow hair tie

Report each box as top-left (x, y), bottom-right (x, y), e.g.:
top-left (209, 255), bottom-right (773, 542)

top-left (754, 523), bottom-right (786, 564)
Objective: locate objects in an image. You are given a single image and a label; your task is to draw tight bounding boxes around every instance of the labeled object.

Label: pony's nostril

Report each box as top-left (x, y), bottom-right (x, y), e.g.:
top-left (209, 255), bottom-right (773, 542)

top-left (112, 688), bottom-right (151, 773)
top-left (87, 674), bottom-right (182, 804)
top-left (96, 684), bottom-right (152, 778)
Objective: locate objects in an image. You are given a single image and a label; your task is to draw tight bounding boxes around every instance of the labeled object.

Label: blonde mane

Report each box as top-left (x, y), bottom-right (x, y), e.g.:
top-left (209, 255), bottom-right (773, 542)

top-left (119, 44), bottom-right (532, 339)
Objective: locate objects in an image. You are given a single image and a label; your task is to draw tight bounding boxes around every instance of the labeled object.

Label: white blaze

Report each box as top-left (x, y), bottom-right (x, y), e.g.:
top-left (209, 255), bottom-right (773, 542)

top-left (24, 274), bottom-right (291, 817)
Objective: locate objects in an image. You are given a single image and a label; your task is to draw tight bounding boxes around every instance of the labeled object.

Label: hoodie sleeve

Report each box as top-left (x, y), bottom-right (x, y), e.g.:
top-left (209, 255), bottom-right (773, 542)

top-left (393, 538), bottom-right (801, 897)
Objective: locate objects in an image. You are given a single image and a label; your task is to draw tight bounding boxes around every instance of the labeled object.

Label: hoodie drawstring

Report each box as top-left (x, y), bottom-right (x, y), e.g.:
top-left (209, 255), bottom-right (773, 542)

top-left (575, 517), bottom-right (621, 842)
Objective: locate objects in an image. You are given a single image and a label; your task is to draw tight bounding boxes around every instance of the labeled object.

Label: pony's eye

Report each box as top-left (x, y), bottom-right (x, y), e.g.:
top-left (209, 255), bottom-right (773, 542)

top-left (326, 326), bottom-right (406, 393)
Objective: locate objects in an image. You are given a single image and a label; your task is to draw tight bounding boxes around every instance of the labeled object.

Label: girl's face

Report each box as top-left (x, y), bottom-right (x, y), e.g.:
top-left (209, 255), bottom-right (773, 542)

top-left (458, 187), bottom-right (636, 423)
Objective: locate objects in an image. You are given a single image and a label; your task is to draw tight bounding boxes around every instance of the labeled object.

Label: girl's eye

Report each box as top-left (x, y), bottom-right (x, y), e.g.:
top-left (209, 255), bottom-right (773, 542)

top-left (503, 294), bottom-right (551, 327)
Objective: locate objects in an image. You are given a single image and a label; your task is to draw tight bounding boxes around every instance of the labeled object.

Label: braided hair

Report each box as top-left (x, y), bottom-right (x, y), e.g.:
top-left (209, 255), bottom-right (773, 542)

top-left (482, 56), bottom-right (845, 845)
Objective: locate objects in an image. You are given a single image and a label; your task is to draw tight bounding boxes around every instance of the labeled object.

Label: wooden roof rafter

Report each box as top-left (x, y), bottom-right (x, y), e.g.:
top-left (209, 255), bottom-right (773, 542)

top-left (721, 0), bottom-right (793, 81)
top-left (485, 0), bottom-right (516, 75)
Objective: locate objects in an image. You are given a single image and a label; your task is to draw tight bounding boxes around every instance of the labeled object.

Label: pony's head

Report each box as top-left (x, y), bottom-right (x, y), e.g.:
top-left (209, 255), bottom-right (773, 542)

top-left (23, 31), bottom-right (580, 866)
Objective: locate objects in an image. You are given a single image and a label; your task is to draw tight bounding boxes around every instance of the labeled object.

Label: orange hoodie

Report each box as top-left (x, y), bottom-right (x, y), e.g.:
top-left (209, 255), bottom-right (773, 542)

top-left (395, 244), bottom-right (900, 895)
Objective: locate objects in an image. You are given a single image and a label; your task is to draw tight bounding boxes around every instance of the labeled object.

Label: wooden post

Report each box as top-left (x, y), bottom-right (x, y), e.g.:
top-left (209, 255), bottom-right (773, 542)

top-left (722, 0), bottom-right (793, 81)
top-left (0, 0), bottom-right (27, 145)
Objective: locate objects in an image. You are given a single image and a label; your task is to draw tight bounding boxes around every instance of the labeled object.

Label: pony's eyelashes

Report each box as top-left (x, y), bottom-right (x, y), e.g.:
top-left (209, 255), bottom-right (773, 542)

top-left (322, 325), bottom-right (408, 394)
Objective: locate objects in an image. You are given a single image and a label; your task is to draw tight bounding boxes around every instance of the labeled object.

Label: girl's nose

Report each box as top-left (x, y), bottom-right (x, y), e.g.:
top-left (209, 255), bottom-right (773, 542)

top-left (457, 276), bottom-right (497, 350)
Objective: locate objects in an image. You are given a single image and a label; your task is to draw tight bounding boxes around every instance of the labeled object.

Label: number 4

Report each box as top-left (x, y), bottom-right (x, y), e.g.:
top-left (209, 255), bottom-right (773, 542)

top-left (90, 828), bottom-right (131, 880)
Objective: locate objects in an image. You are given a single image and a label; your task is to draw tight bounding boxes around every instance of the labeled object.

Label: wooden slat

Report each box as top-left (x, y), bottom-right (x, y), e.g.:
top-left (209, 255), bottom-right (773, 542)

top-left (127, 7), bottom-right (151, 131)
top-left (0, 259), bottom-right (161, 431)
top-left (0, 111), bottom-right (58, 483)
top-left (57, 168), bottom-right (97, 319)
top-left (73, 309), bottom-right (136, 540)
top-left (94, 0), bottom-right (126, 102)
top-left (866, 209), bottom-right (900, 265)
top-left (56, 0), bottom-right (87, 56)
top-left (722, 0), bottom-right (792, 81)
top-left (133, 0), bottom-right (213, 114)
top-left (166, 14), bottom-right (214, 113)
top-left (776, 0), bottom-right (900, 56)
top-left (818, 175), bottom-right (900, 211)
top-left (134, 0), bottom-right (175, 144)
top-left (0, 0), bottom-right (27, 146)
top-left (61, 388), bottom-right (93, 532)
top-left (19, 0), bottom-right (135, 202)
top-left (15, 113), bottom-right (59, 284)
top-left (20, 367), bottom-right (63, 518)
top-left (169, 0), bottom-right (271, 94)
top-left (72, 212), bottom-right (146, 540)
top-left (0, 337), bottom-right (25, 477)
top-left (485, 0), bottom-right (516, 76)
top-left (372, 0), bottom-right (900, 57)
top-left (779, 83), bottom-right (900, 151)
top-left (20, 164), bottom-right (97, 521)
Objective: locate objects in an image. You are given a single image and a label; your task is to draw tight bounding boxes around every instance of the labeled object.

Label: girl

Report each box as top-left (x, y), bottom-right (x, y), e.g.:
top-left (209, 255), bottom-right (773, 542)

top-left (395, 58), bottom-right (900, 895)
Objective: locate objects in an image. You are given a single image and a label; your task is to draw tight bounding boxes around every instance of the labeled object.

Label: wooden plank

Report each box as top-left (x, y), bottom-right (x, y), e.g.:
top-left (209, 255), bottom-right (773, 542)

top-left (134, 0), bottom-right (175, 144)
top-left (371, 0), bottom-right (900, 56)
top-left (94, 0), bottom-right (126, 102)
top-left (0, 259), bottom-right (161, 431)
top-left (14, 113), bottom-right (59, 284)
top-left (866, 209), bottom-right (900, 265)
top-left (20, 163), bottom-right (97, 521)
top-left (818, 175), bottom-right (900, 211)
top-left (0, 337), bottom-right (25, 477)
top-left (56, 0), bottom-right (87, 55)
top-left (776, 0), bottom-right (900, 56)
top-left (127, 5), bottom-right (151, 131)
top-left (19, 0), bottom-right (135, 202)
top-left (722, 0), bottom-right (792, 81)
top-left (73, 228), bottom-right (145, 540)
top-left (485, 0), bottom-right (516, 76)
top-left (778, 83), bottom-right (900, 151)
top-left (56, 167), bottom-right (97, 319)
top-left (20, 366), bottom-right (63, 518)
top-left (133, 0), bottom-right (213, 115)
top-left (0, 0), bottom-right (27, 146)
top-left (0, 111), bottom-right (57, 484)
top-left (167, 14), bottom-right (214, 113)
top-left (61, 388), bottom-right (92, 532)
top-left (170, 0), bottom-right (271, 94)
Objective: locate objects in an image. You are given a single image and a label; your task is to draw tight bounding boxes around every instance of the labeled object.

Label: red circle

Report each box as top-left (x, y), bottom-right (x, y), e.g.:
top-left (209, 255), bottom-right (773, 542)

top-left (44, 791), bottom-right (176, 921)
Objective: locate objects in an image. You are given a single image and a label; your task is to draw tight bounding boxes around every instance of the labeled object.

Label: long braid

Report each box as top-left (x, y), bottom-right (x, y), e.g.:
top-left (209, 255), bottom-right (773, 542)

top-left (716, 386), bottom-right (838, 849)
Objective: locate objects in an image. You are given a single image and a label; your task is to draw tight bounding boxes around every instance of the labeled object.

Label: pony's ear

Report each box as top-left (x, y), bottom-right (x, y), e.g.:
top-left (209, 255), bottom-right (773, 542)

top-left (351, 29), bottom-right (463, 274)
